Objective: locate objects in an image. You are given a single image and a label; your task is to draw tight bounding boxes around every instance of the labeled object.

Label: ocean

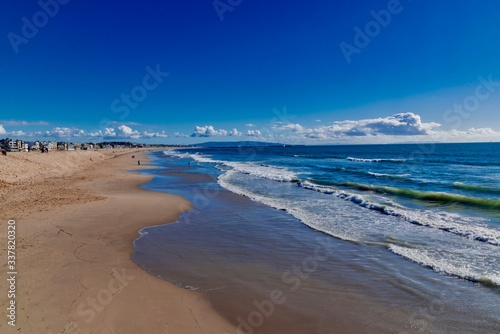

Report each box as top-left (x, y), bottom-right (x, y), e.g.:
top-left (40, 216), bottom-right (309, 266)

top-left (133, 143), bottom-right (500, 333)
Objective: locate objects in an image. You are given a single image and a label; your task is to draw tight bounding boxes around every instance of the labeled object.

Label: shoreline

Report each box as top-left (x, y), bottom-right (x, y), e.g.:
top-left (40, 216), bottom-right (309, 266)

top-left (0, 149), bottom-right (236, 333)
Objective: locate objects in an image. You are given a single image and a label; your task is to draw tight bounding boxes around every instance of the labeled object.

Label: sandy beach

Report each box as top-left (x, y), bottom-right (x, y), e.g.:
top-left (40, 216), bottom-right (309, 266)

top-left (0, 149), bottom-right (235, 333)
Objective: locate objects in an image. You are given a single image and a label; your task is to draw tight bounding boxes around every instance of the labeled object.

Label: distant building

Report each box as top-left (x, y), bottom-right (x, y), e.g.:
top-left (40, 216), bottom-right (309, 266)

top-left (15, 139), bottom-right (24, 150)
top-left (57, 142), bottom-right (68, 150)
top-left (29, 141), bottom-right (42, 151)
top-left (8, 140), bottom-right (18, 151)
top-left (3, 138), bottom-right (24, 151)
top-left (80, 143), bottom-right (95, 150)
top-left (40, 141), bottom-right (57, 151)
top-left (48, 142), bottom-right (57, 150)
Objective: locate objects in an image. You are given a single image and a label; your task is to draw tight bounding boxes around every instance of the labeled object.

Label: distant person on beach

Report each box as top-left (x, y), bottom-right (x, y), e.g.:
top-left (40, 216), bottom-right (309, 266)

top-left (1, 149), bottom-right (6, 156)
top-left (138, 160), bottom-right (141, 165)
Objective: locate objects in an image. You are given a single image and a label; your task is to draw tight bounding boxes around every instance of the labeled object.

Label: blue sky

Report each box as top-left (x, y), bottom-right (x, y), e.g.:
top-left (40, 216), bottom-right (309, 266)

top-left (1, 0), bottom-right (500, 144)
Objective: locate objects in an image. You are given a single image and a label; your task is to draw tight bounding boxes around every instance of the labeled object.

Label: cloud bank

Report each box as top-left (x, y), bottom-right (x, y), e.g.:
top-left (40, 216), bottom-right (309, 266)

top-left (0, 124), bottom-right (173, 140)
top-left (191, 125), bottom-right (244, 137)
top-left (271, 113), bottom-right (500, 143)
top-left (274, 113), bottom-right (441, 140)
top-left (1, 113), bottom-right (499, 143)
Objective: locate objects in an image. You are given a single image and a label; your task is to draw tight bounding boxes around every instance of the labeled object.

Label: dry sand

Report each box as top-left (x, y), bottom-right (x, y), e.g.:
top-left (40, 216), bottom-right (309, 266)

top-left (0, 149), bottom-right (236, 333)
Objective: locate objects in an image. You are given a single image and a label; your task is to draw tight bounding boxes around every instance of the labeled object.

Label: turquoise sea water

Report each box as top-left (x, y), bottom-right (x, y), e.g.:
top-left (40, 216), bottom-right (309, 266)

top-left (133, 143), bottom-right (500, 333)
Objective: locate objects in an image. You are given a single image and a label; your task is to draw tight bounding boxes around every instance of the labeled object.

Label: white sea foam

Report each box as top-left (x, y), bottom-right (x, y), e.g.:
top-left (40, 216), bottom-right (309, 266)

top-left (367, 172), bottom-right (410, 179)
top-left (298, 181), bottom-right (500, 247)
top-left (383, 207), bottom-right (500, 247)
top-left (389, 245), bottom-right (500, 286)
top-left (162, 150), bottom-right (219, 162)
top-left (164, 150), bottom-right (299, 182)
top-left (222, 162), bottom-right (298, 182)
top-left (300, 180), bottom-right (387, 211)
top-left (347, 157), bottom-right (406, 163)
top-left (217, 171), bottom-right (358, 242)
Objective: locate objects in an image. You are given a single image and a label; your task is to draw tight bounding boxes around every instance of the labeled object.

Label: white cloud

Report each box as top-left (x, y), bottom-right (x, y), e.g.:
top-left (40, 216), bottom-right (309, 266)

top-left (9, 131), bottom-right (26, 136)
top-left (142, 130), bottom-right (168, 138)
top-left (246, 129), bottom-right (261, 137)
top-left (108, 121), bottom-right (142, 126)
top-left (172, 132), bottom-right (189, 138)
top-left (430, 127), bottom-right (499, 141)
top-left (104, 128), bottom-right (117, 137)
top-left (87, 126), bottom-right (166, 139)
top-left (88, 128), bottom-right (117, 138)
top-left (278, 123), bottom-right (304, 132)
top-left (246, 123), bottom-right (255, 127)
top-left (191, 125), bottom-right (235, 137)
top-left (0, 125), bottom-right (6, 135)
top-left (3, 124), bottom-right (171, 141)
top-left (275, 113), bottom-right (441, 141)
top-left (229, 128), bottom-right (242, 136)
top-left (265, 113), bottom-right (500, 144)
top-left (0, 120), bottom-right (50, 126)
top-left (44, 127), bottom-right (86, 139)
top-left (117, 125), bottom-right (141, 139)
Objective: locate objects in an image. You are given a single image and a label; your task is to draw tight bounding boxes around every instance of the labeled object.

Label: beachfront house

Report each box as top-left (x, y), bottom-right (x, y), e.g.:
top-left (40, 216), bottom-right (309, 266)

top-left (2, 138), bottom-right (25, 151)
top-left (8, 140), bottom-right (18, 151)
top-left (57, 142), bottom-right (68, 150)
top-left (81, 143), bottom-right (96, 150)
top-left (49, 142), bottom-right (57, 150)
top-left (41, 141), bottom-right (58, 151)
top-left (28, 141), bottom-right (42, 151)
top-left (15, 139), bottom-right (24, 150)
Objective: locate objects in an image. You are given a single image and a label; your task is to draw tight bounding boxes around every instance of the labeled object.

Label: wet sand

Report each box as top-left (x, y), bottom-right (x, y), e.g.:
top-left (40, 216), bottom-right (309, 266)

top-left (0, 149), bottom-right (235, 333)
